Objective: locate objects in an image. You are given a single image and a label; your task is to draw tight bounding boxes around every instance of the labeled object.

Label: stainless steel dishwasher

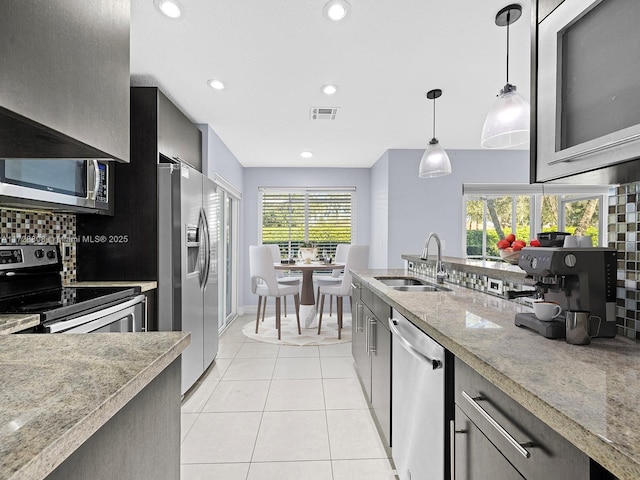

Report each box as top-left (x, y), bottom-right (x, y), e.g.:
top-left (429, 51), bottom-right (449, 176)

top-left (389, 309), bottom-right (445, 480)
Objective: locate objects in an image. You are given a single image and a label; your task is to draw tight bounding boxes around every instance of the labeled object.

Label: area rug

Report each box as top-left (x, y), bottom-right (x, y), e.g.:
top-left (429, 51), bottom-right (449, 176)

top-left (242, 314), bottom-right (352, 346)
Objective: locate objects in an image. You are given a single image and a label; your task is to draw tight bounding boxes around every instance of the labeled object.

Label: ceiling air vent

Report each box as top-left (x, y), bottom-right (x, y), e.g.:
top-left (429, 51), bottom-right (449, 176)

top-left (310, 107), bottom-right (339, 120)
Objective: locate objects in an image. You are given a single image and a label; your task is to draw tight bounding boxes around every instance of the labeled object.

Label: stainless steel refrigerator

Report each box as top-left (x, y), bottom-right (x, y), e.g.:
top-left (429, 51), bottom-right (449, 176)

top-left (157, 162), bottom-right (219, 394)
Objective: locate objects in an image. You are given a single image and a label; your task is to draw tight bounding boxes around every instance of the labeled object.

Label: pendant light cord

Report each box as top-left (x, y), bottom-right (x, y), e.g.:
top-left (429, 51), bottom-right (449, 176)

top-left (506, 10), bottom-right (510, 84)
top-left (432, 97), bottom-right (436, 139)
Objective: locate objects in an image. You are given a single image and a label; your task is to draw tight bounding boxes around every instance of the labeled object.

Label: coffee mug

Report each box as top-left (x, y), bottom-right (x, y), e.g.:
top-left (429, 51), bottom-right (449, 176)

top-left (533, 301), bottom-right (562, 321)
top-left (563, 236), bottom-right (579, 248)
top-left (565, 311), bottom-right (601, 345)
top-left (576, 235), bottom-right (593, 247)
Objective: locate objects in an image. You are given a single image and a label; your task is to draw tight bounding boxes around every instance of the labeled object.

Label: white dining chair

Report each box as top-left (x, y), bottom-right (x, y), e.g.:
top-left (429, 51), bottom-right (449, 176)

top-left (267, 244), bottom-right (300, 318)
top-left (317, 245), bottom-right (369, 339)
top-left (250, 245), bottom-right (301, 339)
top-left (315, 243), bottom-right (349, 316)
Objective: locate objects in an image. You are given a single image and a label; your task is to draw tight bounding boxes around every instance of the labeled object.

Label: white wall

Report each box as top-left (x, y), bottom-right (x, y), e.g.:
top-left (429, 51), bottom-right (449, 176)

top-left (384, 149), bottom-right (530, 268)
top-left (241, 167), bottom-right (371, 308)
top-left (198, 124), bottom-right (244, 190)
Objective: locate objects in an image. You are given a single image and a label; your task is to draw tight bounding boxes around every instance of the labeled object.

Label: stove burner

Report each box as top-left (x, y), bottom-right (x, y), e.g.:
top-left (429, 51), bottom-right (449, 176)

top-left (0, 286), bottom-right (139, 323)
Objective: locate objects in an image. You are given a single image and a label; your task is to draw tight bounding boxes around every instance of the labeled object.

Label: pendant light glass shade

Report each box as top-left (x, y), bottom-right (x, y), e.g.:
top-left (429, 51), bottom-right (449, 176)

top-left (481, 83), bottom-right (530, 148)
top-left (419, 139), bottom-right (451, 178)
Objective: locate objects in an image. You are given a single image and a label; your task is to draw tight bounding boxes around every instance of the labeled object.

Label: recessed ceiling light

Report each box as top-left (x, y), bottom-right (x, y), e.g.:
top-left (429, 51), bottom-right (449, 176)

top-left (154, 0), bottom-right (182, 19)
top-left (207, 79), bottom-right (225, 90)
top-left (300, 151), bottom-right (313, 159)
top-left (322, 84), bottom-right (338, 95)
top-left (323, 0), bottom-right (350, 21)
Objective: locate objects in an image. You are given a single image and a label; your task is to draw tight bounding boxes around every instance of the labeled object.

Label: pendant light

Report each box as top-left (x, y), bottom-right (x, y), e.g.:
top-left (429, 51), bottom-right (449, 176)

top-left (481, 4), bottom-right (530, 149)
top-left (419, 89), bottom-right (452, 178)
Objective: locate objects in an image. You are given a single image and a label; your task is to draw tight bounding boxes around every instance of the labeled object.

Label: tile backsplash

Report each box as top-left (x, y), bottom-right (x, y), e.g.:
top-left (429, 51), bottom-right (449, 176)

top-left (608, 183), bottom-right (640, 340)
top-left (0, 208), bottom-right (76, 283)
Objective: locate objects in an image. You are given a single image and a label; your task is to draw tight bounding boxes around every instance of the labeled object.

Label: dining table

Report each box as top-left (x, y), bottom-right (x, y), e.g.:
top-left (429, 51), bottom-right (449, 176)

top-left (274, 261), bottom-right (345, 328)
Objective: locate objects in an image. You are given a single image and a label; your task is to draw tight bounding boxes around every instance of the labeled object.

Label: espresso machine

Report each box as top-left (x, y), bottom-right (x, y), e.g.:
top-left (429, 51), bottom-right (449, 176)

top-left (514, 247), bottom-right (617, 339)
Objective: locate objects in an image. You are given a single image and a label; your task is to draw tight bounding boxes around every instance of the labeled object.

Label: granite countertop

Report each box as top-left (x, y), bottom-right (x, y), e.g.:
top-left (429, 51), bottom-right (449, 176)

top-left (0, 332), bottom-right (190, 480)
top-left (353, 268), bottom-right (640, 480)
top-left (65, 281), bottom-right (158, 293)
top-left (0, 315), bottom-right (40, 335)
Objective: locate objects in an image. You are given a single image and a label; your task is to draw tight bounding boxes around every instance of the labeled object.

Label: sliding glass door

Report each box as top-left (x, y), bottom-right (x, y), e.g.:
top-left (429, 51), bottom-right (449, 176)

top-left (218, 187), bottom-right (239, 332)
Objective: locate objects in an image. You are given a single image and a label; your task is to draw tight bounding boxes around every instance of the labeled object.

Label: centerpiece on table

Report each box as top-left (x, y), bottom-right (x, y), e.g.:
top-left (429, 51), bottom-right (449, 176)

top-left (298, 242), bottom-right (318, 264)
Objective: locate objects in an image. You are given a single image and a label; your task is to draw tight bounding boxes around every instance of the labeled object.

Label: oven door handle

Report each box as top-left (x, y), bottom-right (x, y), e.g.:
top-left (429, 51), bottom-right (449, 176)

top-left (45, 295), bottom-right (145, 333)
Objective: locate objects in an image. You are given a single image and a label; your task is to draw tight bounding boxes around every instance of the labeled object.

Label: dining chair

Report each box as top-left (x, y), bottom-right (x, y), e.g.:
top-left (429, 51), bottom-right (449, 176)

top-left (317, 244), bottom-right (369, 339)
top-left (315, 243), bottom-right (349, 316)
top-left (266, 244), bottom-right (300, 318)
top-left (250, 245), bottom-right (301, 339)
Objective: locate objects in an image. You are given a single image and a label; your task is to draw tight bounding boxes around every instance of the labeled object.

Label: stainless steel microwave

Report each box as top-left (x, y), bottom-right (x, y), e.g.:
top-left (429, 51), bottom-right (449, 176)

top-left (0, 159), bottom-right (112, 214)
top-left (536, 0), bottom-right (640, 181)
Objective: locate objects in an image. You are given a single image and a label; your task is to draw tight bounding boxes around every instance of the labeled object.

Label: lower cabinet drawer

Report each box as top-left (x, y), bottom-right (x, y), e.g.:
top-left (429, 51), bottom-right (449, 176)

top-left (454, 358), bottom-right (590, 480)
top-left (454, 405), bottom-right (525, 480)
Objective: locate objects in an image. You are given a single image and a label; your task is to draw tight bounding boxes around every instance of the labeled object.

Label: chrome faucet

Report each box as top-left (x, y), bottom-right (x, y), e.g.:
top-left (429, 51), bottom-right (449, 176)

top-left (421, 232), bottom-right (447, 283)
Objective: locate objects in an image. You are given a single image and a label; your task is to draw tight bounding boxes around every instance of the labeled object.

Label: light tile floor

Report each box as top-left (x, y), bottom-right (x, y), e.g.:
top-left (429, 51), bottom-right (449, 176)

top-left (181, 314), bottom-right (397, 480)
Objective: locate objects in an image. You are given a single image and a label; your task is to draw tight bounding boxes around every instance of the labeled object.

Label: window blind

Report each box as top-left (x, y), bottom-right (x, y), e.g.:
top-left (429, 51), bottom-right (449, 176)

top-left (260, 188), bottom-right (354, 259)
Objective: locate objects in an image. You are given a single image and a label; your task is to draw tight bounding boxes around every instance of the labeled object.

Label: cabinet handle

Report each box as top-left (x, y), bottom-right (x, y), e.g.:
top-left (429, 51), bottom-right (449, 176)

top-left (450, 420), bottom-right (455, 480)
top-left (350, 282), bottom-right (361, 289)
top-left (356, 304), bottom-right (364, 332)
top-left (369, 318), bottom-right (377, 354)
top-left (462, 391), bottom-right (532, 459)
top-left (365, 315), bottom-right (370, 355)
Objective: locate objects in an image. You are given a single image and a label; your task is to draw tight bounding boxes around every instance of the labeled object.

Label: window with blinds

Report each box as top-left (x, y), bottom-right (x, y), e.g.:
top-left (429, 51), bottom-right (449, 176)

top-left (260, 188), bottom-right (354, 259)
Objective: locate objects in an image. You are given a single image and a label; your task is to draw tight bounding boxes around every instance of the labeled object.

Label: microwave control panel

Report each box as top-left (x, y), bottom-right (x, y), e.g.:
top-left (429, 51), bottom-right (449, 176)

top-left (96, 162), bottom-right (108, 203)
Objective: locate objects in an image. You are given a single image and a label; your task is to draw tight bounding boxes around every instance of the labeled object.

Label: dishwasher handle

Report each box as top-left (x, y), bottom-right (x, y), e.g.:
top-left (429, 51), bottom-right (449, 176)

top-left (389, 318), bottom-right (442, 370)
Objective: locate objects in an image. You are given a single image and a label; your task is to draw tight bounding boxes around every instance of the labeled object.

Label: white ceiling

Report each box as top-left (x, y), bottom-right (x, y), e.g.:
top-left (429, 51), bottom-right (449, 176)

top-left (130, 0), bottom-right (531, 168)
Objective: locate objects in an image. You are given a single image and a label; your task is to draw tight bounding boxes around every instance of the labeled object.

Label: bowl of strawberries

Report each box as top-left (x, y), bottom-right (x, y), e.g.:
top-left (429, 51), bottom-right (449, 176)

top-left (497, 234), bottom-right (541, 264)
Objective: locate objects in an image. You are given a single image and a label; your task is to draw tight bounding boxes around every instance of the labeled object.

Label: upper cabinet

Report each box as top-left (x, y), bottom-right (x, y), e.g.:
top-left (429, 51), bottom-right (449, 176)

top-left (157, 92), bottom-right (202, 172)
top-left (532, 0), bottom-right (640, 184)
top-left (0, 0), bottom-right (130, 163)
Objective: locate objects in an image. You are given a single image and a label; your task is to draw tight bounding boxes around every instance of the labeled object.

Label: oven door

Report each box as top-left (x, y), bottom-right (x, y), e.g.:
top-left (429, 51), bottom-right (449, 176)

top-left (45, 295), bottom-right (145, 333)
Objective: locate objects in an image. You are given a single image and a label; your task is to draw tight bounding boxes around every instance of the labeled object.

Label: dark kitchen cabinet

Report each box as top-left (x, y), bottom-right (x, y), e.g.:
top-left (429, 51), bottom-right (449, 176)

top-left (158, 93), bottom-right (202, 172)
top-left (351, 281), bottom-right (391, 448)
top-left (454, 405), bottom-right (525, 480)
top-left (77, 87), bottom-right (202, 322)
top-left (0, 0), bottom-right (130, 162)
top-left (351, 282), bottom-right (371, 399)
top-left (454, 358), bottom-right (591, 480)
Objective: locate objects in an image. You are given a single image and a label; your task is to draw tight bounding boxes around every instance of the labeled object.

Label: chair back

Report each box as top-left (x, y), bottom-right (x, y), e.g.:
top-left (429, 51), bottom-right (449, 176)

top-left (266, 244), bottom-right (284, 278)
top-left (249, 245), bottom-right (280, 295)
top-left (338, 245), bottom-right (369, 296)
top-left (331, 243), bottom-right (350, 277)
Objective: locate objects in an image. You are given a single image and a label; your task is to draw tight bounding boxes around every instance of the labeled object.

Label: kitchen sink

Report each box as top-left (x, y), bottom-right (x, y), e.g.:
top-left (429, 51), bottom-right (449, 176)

top-left (390, 284), bottom-right (451, 292)
top-left (374, 276), bottom-right (450, 292)
top-left (375, 276), bottom-right (427, 286)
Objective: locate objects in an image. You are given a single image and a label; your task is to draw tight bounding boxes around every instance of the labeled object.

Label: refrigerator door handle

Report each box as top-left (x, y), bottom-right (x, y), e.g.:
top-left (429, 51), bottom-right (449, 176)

top-left (197, 209), bottom-right (207, 288)
top-left (201, 209), bottom-right (212, 289)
